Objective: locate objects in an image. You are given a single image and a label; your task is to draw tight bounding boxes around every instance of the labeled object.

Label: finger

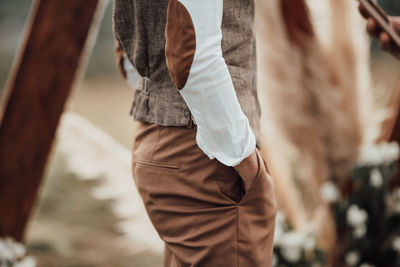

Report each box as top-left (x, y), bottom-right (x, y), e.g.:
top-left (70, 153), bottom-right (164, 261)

top-left (379, 32), bottom-right (391, 49)
top-left (367, 19), bottom-right (381, 38)
top-left (379, 32), bottom-right (397, 53)
top-left (358, 3), bottom-right (370, 19)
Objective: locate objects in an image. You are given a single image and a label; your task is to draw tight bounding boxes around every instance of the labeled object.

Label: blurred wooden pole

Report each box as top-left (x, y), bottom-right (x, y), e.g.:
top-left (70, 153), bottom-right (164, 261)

top-left (0, 0), bottom-right (106, 241)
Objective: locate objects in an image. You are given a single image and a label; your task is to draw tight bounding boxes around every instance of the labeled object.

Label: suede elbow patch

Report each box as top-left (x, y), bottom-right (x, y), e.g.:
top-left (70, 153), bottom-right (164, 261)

top-left (165, 0), bottom-right (196, 90)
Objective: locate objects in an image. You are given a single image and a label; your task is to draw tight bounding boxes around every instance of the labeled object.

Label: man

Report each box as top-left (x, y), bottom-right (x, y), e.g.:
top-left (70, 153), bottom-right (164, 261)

top-left (359, 3), bottom-right (400, 58)
top-left (113, 0), bottom-right (277, 266)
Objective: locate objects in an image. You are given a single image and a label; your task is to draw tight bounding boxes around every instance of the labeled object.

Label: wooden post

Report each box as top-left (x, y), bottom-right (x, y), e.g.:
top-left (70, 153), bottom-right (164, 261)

top-left (0, 0), bottom-right (106, 241)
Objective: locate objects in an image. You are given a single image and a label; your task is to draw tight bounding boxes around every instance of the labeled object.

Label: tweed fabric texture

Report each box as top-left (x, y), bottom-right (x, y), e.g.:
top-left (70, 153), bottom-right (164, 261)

top-left (113, 0), bottom-right (262, 146)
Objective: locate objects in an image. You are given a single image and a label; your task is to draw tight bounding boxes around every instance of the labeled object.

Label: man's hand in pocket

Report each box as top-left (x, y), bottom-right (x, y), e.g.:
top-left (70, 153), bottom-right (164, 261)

top-left (233, 150), bottom-right (260, 192)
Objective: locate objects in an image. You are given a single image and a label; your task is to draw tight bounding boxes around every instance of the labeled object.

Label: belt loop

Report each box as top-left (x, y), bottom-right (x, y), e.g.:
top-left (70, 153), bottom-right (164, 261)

top-left (142, 77), bottom-right (150, 95)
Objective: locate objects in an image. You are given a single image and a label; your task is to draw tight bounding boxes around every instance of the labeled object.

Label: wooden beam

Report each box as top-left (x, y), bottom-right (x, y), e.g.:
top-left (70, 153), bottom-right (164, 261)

top-left (0, 0), bottom-right (106, 241)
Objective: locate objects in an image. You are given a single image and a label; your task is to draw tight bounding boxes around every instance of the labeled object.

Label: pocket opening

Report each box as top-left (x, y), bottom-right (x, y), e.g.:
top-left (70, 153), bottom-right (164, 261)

top-left (216, 149), bottom-right (267, 206)
top-left (135, 159), bottom-right (181, 170)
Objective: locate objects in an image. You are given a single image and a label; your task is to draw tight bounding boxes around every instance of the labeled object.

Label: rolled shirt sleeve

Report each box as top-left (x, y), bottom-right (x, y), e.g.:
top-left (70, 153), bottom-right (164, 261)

top-left (165, 0), bottom-right (256, 167)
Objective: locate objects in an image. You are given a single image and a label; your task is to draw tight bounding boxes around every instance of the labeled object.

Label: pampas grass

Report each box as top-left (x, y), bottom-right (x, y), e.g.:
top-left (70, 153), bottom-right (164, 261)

top-left (255, 0), bottom-right (377, 259)
top-left (255, 0), bottom-right (374, 207)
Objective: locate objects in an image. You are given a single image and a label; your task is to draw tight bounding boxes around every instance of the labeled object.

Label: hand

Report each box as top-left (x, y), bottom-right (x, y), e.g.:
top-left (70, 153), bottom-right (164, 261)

top-left (233, 150), bottom-right (260, 192)
top-left (358, 4), bottom-right (400, 58)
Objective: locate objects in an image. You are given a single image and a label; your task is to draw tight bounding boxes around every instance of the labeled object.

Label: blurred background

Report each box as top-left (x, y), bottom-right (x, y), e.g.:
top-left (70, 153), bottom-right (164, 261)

top-left (0, 0), bottom-right (400, 266)
top-left (1, 0), bottom-right (155, 266)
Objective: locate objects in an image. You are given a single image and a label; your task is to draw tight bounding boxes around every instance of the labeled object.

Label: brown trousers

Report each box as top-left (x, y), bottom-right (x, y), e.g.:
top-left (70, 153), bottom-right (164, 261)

top-left (132, 122), bottom-right (277, 267)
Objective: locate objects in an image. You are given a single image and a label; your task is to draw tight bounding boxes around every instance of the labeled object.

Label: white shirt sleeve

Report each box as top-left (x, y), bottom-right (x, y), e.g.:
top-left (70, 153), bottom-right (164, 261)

top-left (122, 52), bottom-right (139, 88)
top-left (165, 0), bottom-right (256, 167)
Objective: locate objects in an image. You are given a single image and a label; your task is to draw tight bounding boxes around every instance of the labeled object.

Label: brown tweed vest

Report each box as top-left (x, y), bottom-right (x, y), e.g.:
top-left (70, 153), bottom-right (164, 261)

top-left (113, 0), bottom-right (262, 146)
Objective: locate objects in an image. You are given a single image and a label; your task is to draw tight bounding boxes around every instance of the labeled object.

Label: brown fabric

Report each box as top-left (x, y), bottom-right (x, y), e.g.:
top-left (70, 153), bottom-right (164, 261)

top-left (132, 122), bottom-right (277, 267)
top-left (112, 0), bottom-right (262, 147)
top-left (165, 0), bottom-right (196, 90)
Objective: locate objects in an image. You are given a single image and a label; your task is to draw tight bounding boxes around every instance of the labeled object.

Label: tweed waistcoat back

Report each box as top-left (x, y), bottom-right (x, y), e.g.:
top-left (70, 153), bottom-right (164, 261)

top-left (113, 0), bottom-right (262, 146)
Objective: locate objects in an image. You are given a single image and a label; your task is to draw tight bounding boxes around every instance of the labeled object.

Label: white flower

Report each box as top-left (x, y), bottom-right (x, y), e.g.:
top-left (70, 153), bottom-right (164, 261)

top-left (281, 246), bottom-right (302, 263)
top-left (0, 241), bottom-right (15, 260)
top-left (357, 142), bottom-right (400, 166)
top-left (382, 142), bottom-right (400, 164)
top-left (278, 231), bottom-right (304, 249)
top-left (274, 211), bottom-right (287, 244)
top-left (278, 232), bottom-right (304, 262)
top-left (320, 181), bottom-right (340, 203)
top-left (303, 234), bottom-right (316, 251)
top-left (345, 251), bottom-right (360, 266)
top-left (277, 228), bottom-right (317, 262)
top-left (0, 237), bottom-right (26, 261)
top-left (0, 237), bottom-right (35, 266)
top-left (369, 168), bottom-right (383, 188)
top-left (15, 256), bottom-right (36, 267)
top-left (272, 254), bottom-right (278, 267)
top-left (392, 236), bottom-right (400, 252)
top-left (273, 213), bottom-right (317, 264)
top-left (302, 227), bottom-right (317, 252)
top-left (347, 205), bottom-right (368, 227)
top-left (275, 211), bottom-right (287, 226)
top-left (353, 224), bottom-right (367, 238)
top-left (274, 226), bottom-right (284, 245)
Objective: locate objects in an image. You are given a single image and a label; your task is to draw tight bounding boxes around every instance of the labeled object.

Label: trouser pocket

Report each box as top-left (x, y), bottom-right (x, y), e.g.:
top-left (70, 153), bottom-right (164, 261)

top-left (132, 123), bottom-right (277, 266)
top-left (216, 149), bottom-right (271, 206)
top-left (216, 162), bottom-right (244, 204)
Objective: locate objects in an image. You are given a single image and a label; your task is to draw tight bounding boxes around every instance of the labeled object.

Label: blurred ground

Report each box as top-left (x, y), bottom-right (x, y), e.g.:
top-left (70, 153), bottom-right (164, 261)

top-left (25, 78), bottom-right (163, 267)
top-left (26, 158), bottom-right (161, 267)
